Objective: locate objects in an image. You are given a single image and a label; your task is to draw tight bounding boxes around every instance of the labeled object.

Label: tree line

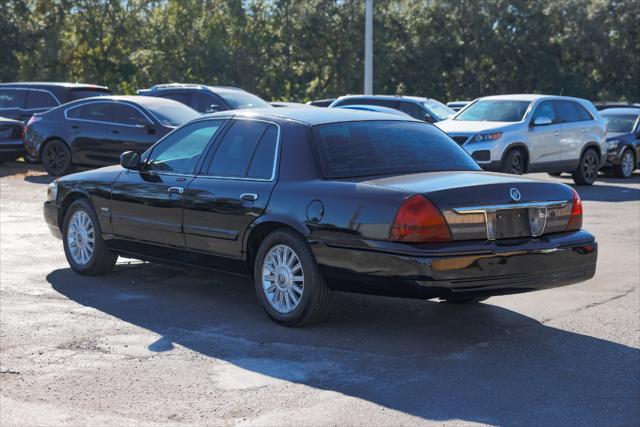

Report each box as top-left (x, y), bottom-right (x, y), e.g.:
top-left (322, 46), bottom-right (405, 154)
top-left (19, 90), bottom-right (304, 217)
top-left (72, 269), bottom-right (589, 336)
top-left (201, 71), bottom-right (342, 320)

top-left (1, 0), bottom-right (638, 103)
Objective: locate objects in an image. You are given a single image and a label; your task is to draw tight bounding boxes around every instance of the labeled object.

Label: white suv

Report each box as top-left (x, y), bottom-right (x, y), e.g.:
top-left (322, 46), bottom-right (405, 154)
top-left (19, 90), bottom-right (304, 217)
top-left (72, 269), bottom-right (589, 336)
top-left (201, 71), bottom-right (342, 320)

top-left (436, 94), bottom-right (606, 185)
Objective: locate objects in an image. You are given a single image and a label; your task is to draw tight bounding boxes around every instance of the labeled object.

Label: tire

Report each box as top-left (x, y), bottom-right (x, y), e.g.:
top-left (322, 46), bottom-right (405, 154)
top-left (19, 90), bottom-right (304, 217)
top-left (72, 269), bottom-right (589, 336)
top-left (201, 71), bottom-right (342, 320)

top-left (254, 229), bottom-right (331, 326)
top-left (501, 149), bottom-right (525, 175)
top-left (613, 148), bottom-right (636, 178)
top-left (572, 148), bottom-right (599, 185)
top-left (547, 172), bottom-right (562, 177)
top-left (42, 139), bottom-right (74, 176)
top-left (442, 296), bottom-right (489, 304)
top-left (62, 198), bottom-right (117, 275)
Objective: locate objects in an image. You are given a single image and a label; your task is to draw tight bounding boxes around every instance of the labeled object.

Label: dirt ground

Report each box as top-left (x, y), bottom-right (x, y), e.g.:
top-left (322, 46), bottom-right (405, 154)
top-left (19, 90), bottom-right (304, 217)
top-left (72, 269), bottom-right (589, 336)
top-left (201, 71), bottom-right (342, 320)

top-left (1, 161), bottom-right (639, 426)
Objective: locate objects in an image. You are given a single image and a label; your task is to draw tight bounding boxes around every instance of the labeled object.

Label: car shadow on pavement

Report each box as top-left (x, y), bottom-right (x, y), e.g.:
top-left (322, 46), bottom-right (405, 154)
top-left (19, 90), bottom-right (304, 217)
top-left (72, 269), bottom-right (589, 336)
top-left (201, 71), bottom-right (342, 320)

top-left (47, 263), bottom-right (640, 426)
top-left (571, 184), bottom-right (640, 202)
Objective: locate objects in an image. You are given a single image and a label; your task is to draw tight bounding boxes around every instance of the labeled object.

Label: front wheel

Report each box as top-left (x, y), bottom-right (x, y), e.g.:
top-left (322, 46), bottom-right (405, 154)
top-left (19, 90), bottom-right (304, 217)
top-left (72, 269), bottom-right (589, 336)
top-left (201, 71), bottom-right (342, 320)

top-left (42, 139), bottom-right (74, 176)
top-left (572, 148), bottom-right (599, 185)
top-left (501, 149), bottom-right (525, 175)
top-left (613, 148), bottom-right (636, 178)
top-left (254, 229), bottom-right (331, 326)
top-left (63, 199), bottom-right (117, 275)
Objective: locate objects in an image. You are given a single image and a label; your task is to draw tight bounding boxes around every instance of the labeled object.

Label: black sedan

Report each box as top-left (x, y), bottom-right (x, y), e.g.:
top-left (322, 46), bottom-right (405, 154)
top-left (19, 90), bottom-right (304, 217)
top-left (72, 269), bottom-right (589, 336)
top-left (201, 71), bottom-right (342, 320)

top-left (24, 96), bottom-right (200, 176)
top-left (601, 107), bottom-right (640, 178)
top-left (0, 117), bottom-right (25, 163)
top-left (43, 108), bottom-right (597, 326)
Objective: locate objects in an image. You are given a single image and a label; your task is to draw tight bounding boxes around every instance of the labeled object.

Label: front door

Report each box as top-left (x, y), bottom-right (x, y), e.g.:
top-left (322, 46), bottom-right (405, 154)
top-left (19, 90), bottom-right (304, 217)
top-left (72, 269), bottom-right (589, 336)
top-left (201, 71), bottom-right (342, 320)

top-left (528, 100), bottom-right (563, 170)
top-left (105, 103), bottom-right (163, 163)
top-left (65, 101), bottom-right (113, 165)
top-left (110, 119), bottom-right (225, 252)
top-left (183, 119), bottom-right (280, 270)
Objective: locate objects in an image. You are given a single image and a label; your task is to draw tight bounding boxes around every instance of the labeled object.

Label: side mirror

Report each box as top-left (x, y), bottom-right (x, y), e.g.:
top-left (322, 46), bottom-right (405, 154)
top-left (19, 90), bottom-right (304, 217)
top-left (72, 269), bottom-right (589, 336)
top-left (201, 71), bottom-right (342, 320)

top-left (533, 116), bottom-right (553, 126)
top-left (120, 151), bottom-right (141, 170)
top-left (205, 104), bottom-right (221, 113)
top-left (424, 113), bottom-right (436, 123)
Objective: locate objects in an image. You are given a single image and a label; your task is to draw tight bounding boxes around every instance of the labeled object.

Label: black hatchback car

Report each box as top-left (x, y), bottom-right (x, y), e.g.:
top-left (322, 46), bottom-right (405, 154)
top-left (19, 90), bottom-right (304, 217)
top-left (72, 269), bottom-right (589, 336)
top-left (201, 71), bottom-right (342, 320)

top-left (137, 83), bottom-right (272, 113)
top-left (43, 108), bottom-right (597, 326)
top-left (24, 96), bottom-right (199, 176)
top-left (0, 82), bottom-right (111, 122)
top-left (0, 117), bottom-right (25, 163)
top-left (601, 107), bottom-right (640, 178)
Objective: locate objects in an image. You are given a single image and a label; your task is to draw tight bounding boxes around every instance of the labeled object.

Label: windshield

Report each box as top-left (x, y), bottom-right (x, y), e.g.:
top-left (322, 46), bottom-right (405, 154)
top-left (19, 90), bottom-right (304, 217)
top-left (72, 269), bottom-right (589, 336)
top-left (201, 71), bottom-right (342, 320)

top-left (423, 99), bottom-right (455, 120)
top-left (603, 114), bottom-right (638, 133)
top-left (313, 121), bottom-right (480, 179)
top-left (455, 100), bottom-right (530, 122)
top-left (143, 101), bottom-right (200, 126)
top-left (221, 91), bottom-right (271, 109)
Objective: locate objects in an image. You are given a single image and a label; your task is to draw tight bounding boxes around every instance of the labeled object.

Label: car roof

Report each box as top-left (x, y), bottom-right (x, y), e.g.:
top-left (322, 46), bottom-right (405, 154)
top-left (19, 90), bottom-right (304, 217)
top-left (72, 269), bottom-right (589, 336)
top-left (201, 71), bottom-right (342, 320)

top-left (203, 107), bottom-right (420, 125)
top-left (335, 94), bottom-right (429, 103)
top-left (478, 94), bottom-right (589, 103)
top-left (601, 107), bottom-right (640, 115)
top-left (0, 82), bottom-right (109, 90)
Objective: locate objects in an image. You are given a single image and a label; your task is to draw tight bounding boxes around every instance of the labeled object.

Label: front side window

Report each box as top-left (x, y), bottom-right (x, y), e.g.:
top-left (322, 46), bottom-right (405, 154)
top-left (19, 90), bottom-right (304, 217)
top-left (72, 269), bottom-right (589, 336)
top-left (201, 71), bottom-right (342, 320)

top-left (455, 100), bottom-right (530, 122)
top-left (531, 100), bottom-right (556, 123)
top-left (207, 120), bottom-right (278, 179)
top-left (0, 89), bottom-right (27, 109)
top-left (146, 120), bottom-right (224, 174)
top-left (422, 99), bottom-right (455, 121)
top-left (26, 90), bottom-right (58, 109)
top-left (192, 92), bottom-right (225, 113)
top-left (141, 98), bottom-right (199, 126)
top-left (313, 121), bottom-right (480, 178)
top-left (67, 102), bottom-right (114, 123)
top-left (114, 104), bottom-right (150, 126)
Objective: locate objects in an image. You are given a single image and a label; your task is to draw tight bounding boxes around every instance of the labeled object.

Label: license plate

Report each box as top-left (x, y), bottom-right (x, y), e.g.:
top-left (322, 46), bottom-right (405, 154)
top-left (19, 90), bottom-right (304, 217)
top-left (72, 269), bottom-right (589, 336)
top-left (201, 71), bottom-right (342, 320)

top-left (493, 209), bottom-right (531, 239)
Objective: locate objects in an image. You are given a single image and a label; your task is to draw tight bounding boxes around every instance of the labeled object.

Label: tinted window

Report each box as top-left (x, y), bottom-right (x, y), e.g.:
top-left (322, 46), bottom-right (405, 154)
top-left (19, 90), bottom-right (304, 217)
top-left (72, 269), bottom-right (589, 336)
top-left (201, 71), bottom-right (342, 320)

top-left (192, 92), bottom-right (225, 113)
top-left (554, 100), bottom-right (580, 123)
top-left (114, 104), bottom-right (149, 126)
top-left (603, 114), bottom-right (638, 133)
top-left (160, 92), bottom-right (191, 106)
top-left (423, 99), bottom-right (455, 120)
top-left (220, 91), bottom-right (271, 109)
top-left (141, 98), bottom-right (199, 126)
top-left (313, 121), bottom-right (480, 178)
top-left (26, 90), bottom-right (58, 109)
top-left (68, 89), bottom-right (110, 101)
top-left (67, 102), bottom-right (113, 122)
top-left (532, 100), bottom-right (556, 123)
top-left (147, 120), bottom-right (223, 174)
top-left (574, 103), bottom-right (593, 121)
top-left (207, 120), bottom-right (270, 177)
top-left (455, 100), bottom-right (530, 122)
top-left (337, 98), bottom-right (398, 109)
top-left (0, 89), bottom-right (27, 109)
top-left (247, 125), bottom-right (278, 179)
top-left (399, 102), bottom-right (425, 120)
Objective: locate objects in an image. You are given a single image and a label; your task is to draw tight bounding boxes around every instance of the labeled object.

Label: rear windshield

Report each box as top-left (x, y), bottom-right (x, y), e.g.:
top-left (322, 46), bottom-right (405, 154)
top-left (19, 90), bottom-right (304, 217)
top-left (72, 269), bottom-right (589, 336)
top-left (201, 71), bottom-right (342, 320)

top-left (455, 100), bottom-right (530, 122)
top-left (141, 100), bottom-right (200, 126)
top-left (312, 121), bottom-right (480, 179)
top-left (603, 114), bottom-right (638, 133)
top-left (69, 88), bottom-right (111, 101)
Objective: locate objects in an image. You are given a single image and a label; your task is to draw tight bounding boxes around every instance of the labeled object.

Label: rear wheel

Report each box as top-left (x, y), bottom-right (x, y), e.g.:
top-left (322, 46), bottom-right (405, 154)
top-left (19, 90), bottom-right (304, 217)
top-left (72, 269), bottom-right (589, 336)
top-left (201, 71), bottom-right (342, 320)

top-left (254, 229), bottom-right (331, 326)
top-left (613, 148), bottom-right (635, 178)
top-left (62, 199), bottom-right (117, 275)
top-left (572, 148), bottom-right (599, 185)
top-left (501, 149), bottom-right (525, 175)
top-left (442, 296), bottom-right (489, 304)
top-left (42, 139), bottom-right (74, 176)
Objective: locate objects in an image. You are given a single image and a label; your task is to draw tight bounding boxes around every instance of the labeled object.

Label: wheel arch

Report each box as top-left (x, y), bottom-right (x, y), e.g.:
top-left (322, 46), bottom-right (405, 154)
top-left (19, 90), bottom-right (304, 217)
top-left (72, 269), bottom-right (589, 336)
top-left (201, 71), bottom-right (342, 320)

top-left (501, 143), bottom-right (530, 172)
top-left (40, 136), bottom-right (71, 157)
top-left (58, 190), bottom-right (92, 230)
top-left (580, 142), bottom-right (602, 163)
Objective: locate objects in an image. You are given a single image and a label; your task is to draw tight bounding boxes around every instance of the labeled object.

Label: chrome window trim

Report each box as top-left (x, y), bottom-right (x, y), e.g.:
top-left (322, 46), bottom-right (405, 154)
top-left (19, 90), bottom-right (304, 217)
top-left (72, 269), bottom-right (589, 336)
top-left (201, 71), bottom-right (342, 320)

top-left (64, 100), bottom-right (154, 127)
top-left (197, 117), bottom-right (281, 182)
top-left (0, 87), bottom-right (61, 110)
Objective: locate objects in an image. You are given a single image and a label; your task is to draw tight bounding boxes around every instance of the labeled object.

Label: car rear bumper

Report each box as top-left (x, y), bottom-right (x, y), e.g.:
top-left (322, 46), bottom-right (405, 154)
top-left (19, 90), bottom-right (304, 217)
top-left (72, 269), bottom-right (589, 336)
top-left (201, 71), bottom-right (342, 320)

top-left (43, 201), bottom-right (62, 239)
top-left (311, 230), bottom-right (597, 299)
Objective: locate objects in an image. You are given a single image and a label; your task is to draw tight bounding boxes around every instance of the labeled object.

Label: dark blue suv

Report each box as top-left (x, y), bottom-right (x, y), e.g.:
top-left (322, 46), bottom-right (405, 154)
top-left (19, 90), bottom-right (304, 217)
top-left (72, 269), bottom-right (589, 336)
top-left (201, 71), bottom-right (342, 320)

top-left (137, 83), bottom-right (271, 114)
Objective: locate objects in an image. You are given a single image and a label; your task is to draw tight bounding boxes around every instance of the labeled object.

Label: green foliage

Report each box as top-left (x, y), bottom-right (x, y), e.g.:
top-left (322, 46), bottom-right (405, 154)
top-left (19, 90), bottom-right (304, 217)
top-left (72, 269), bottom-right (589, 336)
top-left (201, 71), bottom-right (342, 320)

top-left (2, 0), bottom-right (638, 101)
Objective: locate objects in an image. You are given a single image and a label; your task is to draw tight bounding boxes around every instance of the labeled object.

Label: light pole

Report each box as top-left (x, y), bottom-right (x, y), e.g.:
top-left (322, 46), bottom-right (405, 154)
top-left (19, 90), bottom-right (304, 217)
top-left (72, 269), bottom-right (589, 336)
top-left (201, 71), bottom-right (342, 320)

top-left (364, 0), bottom-right (373, 95)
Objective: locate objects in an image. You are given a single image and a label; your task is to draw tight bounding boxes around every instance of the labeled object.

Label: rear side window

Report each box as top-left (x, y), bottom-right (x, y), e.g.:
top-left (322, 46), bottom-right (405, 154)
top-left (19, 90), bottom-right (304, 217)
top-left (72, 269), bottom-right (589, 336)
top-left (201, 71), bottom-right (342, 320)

top-left (574, 103), bottom-right (593, 121)
top-left (114, 104), bottom-right (149, 126)
top-left (0, 89), bottom-right (27, 109)
top-left (207, 120), bottom-right (278, 179)
top-left (313, 121), bottom-right (480, 178)
top-left (67, 103), bottom-right (114, 122)
top-left (68, 89), bottom-right (110, 101)
top-left (554, 100), bottom-right (580, 123)
top-left (26, 90), bottom-right (58, 109)
top-left (398, 101), bottom-right (425, 120)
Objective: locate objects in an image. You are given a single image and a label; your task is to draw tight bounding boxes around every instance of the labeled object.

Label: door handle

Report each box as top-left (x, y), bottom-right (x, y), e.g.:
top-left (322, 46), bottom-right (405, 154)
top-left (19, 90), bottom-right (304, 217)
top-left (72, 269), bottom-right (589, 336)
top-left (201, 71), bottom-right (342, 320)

top-left (111, 130), bottom-right (119, 134)
top-left (71, 125), bottom-right (79, 129)
top-left (240, 193), bottom-right (258, 202)
top-left (168, 187), bottom-right (184, 194)
top-left (554, 131), bottom-right (560, 136)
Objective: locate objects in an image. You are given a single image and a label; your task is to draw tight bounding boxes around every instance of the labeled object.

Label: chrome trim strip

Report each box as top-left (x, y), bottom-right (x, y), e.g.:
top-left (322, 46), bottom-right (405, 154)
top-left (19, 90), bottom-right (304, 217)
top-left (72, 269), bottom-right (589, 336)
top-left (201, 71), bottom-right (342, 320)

top-left (64, 100), bottom-right (154, 127)
top-left (453, 200), bottom-right (567, 214)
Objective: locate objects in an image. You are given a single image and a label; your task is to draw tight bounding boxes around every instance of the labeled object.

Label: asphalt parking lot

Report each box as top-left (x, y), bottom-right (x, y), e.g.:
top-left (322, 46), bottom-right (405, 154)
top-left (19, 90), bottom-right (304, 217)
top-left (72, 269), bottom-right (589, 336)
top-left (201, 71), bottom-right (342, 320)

top-left (1, 161), bottom-right (639, 426)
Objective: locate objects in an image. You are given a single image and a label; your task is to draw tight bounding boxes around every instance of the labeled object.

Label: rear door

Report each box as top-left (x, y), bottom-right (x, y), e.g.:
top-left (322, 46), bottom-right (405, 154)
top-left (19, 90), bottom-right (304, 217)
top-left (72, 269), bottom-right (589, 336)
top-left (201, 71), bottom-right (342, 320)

top-left (556, 100), bottom-right (596, 166)
top-left (183, 119), bottom-right (280, 268)
top-left (0, 88), bottom-right (27, 121)
top-left (65, 101), bottom-right (113, 165)
top-left (528, 100), bottom-right (563, 169)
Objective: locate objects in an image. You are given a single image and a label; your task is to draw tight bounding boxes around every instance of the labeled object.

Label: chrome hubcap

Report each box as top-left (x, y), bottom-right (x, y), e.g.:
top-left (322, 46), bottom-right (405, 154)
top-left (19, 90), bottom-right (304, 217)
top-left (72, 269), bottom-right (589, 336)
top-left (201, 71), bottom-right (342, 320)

top-left (622, 151), bottom-right (634, 177)
top-left (262, 244), bottom-right (304, 314)
top-left (67, 210), bottom-right (95, 265)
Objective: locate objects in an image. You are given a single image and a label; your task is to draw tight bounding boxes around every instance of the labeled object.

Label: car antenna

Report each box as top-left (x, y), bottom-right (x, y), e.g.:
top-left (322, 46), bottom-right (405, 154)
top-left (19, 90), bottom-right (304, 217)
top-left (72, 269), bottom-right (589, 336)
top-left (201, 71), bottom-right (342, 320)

top-left (559, 87), bottom-right (564, 96)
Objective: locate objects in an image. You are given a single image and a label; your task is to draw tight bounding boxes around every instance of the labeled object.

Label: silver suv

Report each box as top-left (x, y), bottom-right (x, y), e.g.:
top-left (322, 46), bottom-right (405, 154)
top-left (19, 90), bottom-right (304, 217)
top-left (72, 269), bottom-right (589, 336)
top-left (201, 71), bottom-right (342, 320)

top-left (435, 95), bottom-right (606, 185)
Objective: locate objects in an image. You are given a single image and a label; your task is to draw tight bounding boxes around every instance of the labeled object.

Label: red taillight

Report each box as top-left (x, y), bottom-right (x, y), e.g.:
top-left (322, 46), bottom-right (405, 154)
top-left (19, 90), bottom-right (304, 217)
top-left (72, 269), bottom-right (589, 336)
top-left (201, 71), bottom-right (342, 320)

top-left (389, 195), bottom-right (452, 243)
top-left (26, 115), bottom-right (42, 127)
top-left (566, 188), bottom-right (583, 231)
